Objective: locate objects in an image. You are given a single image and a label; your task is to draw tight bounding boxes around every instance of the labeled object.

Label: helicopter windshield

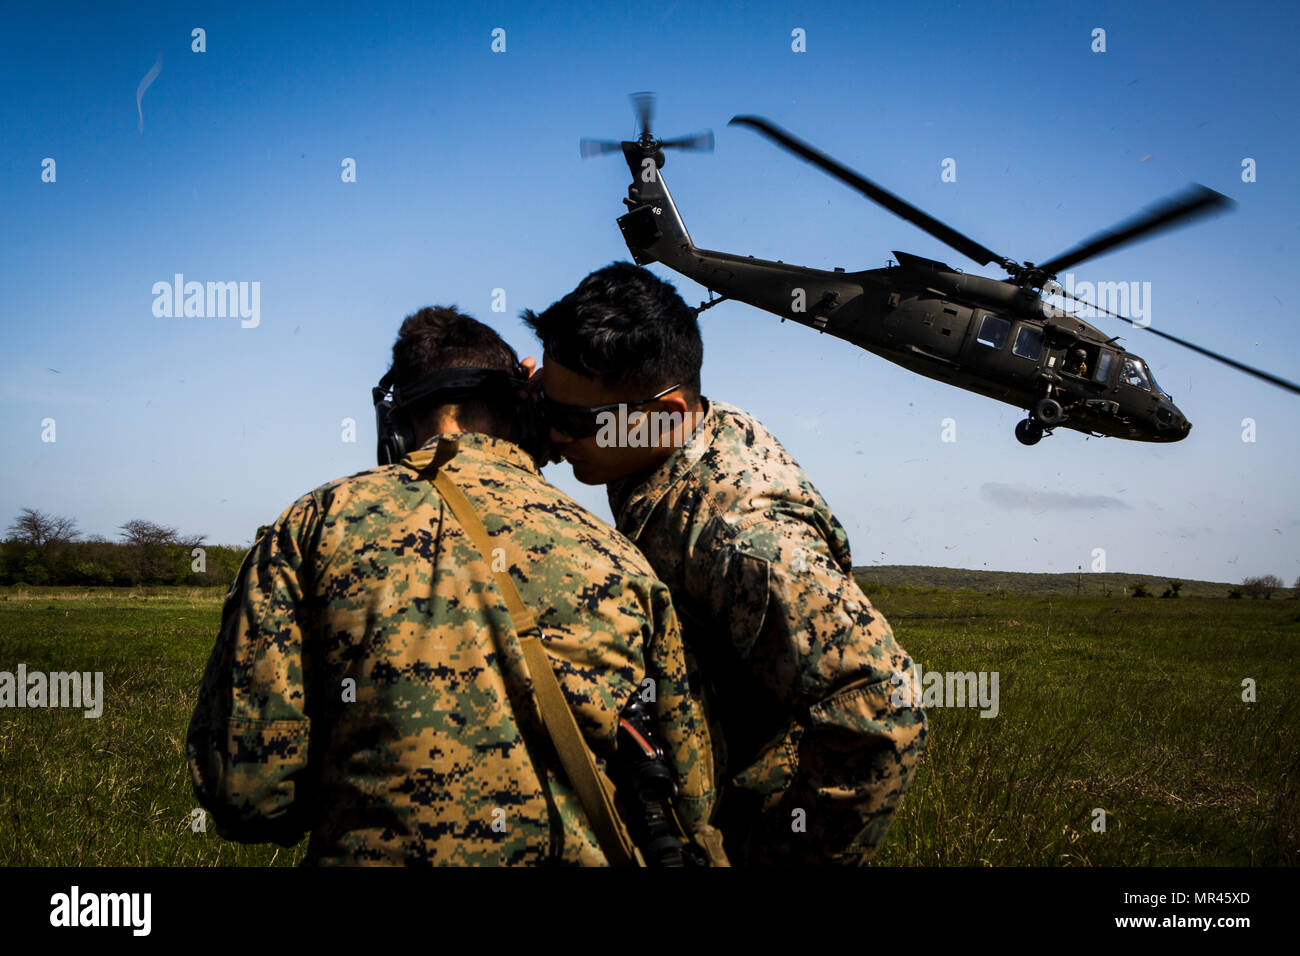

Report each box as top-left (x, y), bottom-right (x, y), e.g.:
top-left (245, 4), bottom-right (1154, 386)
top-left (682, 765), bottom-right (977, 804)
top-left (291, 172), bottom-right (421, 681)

top-left (1122, 357), bottom-right (1171, 397)
top-left (1121, 357), bottom-right (1152, 391)
top-left (1146, 363), bottom-right (1170, 398)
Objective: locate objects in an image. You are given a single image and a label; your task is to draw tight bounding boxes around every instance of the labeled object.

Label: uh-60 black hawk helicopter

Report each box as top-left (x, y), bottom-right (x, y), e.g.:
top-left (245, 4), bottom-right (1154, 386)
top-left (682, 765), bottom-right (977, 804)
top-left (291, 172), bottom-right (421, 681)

top-left (580, 94), bottom-right (1300, 446)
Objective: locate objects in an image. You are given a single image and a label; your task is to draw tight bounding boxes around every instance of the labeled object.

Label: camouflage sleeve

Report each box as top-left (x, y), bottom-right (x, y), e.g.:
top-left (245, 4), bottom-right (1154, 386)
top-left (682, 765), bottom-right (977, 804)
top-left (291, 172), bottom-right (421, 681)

top-left (705, 513), bottom-right (927, 865)
top-left (185, 499), bottom-right (319, 847)
top-left (643, 577), bottom-right (715, 830)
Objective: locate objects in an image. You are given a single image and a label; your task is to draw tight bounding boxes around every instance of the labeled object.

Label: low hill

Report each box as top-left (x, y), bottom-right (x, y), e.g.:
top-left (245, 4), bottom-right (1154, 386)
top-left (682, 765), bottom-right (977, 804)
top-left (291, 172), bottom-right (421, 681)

top-left (852, 564), bottom-right (1291, 599)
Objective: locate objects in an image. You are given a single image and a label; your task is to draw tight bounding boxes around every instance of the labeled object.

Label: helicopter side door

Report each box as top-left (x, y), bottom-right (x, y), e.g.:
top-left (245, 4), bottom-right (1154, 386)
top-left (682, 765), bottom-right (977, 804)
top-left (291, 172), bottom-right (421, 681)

top-left (960, 311), bottom-right (1017, 398)
top-left (1007, 322), bottom-right (1048, 388)
top-left (965, 313), bottom-right (1048, 385)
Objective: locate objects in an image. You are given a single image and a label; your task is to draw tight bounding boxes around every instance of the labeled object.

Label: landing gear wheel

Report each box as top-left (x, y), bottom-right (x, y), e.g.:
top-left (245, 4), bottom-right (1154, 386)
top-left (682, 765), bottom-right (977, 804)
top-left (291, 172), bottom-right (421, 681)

top-left (1035, 397), bottom-right (1064, 425)
top-left (1015, 419), bottom-right (1044, 445)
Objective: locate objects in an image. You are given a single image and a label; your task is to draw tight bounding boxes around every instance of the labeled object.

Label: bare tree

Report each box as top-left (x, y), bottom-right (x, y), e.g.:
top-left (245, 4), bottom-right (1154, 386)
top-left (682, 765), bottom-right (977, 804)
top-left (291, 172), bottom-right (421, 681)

top-left (120, 519), bottom-right (174, 548)
top-left (1242, 574), bottom-right (1284, 599)
top-left (6, 508), bottom-right (79, 558)
top-left (120, 519), bottom-right (204, 549)
top-left (119, 519), bottom-right (205, 582)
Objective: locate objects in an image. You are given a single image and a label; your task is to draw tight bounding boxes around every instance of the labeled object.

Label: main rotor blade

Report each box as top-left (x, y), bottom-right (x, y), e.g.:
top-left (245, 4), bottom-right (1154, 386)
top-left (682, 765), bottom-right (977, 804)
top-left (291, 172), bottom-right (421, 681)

top-left (660, 130), bottom-right (714, 152)
top-left (631, 91), bottom-right (655, 138)
top-left (1035, 184), bottom-right (1234, 278)
top-left (1047, 288), bottom-right (1129, 320)
top-left (579, 138), bottom-right (623, 159)
top-left (730, 115), bottom-right (1007, 268)
top-left (1055, 291), bottom-right (1300, 396)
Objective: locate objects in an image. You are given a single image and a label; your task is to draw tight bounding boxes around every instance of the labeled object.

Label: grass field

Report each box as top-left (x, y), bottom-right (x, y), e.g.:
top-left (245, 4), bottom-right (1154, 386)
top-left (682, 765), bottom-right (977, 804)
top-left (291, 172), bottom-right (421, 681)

top-left (1, 584), bottom-right (1296, 866)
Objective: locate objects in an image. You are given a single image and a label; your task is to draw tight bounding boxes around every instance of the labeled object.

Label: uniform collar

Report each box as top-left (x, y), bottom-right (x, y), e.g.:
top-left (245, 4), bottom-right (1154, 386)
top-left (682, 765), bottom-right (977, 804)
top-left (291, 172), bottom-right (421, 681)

top-left (608, 397), bottom-right (717, 539)
top-left (402, 431), bottom-right (541, 477)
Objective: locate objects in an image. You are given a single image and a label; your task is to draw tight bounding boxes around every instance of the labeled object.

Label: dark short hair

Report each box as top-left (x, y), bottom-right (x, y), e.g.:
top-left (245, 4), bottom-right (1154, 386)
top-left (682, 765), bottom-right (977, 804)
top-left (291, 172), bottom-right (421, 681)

top-left (389, 306), bottom-right (519, 436)
top-left (521, 262), bottom-right (702, 401)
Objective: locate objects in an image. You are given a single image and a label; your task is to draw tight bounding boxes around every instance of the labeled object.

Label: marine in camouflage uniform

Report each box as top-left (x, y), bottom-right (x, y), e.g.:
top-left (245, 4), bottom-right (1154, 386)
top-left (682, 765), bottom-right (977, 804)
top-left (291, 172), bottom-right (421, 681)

top-left (186, 431), bottom-right (713, 865)
top-left (607, 399), bottom-right (927, 866)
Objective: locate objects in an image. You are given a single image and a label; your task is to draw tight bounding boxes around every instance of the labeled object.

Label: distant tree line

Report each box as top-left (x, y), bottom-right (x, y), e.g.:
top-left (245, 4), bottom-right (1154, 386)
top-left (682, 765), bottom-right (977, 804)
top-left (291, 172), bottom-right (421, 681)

top-left (2, 507), bottom-right (246, 587)
top-left (1124, 574), bottom-right (1297, 600)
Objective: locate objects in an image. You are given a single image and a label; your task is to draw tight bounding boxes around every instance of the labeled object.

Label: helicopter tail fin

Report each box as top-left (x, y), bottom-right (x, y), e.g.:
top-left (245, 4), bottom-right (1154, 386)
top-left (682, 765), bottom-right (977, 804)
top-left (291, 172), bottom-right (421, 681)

top-left (617, 146), bottom-right (696, 266)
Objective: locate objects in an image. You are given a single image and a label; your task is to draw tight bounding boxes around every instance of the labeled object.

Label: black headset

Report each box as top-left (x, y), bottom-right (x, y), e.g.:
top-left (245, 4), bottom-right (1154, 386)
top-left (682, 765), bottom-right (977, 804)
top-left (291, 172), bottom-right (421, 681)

top-left (372, 365), bottom-right (553, 467)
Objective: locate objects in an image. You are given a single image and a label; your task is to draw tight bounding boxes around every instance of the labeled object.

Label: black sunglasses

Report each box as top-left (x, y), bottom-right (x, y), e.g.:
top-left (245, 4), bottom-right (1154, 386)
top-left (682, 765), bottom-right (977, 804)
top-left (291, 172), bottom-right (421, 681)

top-left (540, 383), bottom-right (681, 439)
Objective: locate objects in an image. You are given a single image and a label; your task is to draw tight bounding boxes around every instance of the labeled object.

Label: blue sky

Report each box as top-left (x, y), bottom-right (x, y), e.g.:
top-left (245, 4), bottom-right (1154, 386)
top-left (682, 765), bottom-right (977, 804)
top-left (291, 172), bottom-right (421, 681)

top-left (2, 0), bottom-right (1297, 585)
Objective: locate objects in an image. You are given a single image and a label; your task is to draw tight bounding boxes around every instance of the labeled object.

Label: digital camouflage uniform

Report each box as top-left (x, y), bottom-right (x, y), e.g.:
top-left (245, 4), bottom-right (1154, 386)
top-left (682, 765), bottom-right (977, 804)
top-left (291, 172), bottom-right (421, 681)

top-left (187, 432), bottom-right (713, 865)
top-left (608, 400), bottom-right (926, 865)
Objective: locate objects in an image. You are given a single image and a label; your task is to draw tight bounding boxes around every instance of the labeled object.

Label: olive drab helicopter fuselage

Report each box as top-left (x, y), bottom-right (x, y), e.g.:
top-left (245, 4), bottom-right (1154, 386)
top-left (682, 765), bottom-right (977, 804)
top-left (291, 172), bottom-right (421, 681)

top-left (580, 97), bottom-right (1299, 445)
top-left (619, 182), bottom-right (1183, 445)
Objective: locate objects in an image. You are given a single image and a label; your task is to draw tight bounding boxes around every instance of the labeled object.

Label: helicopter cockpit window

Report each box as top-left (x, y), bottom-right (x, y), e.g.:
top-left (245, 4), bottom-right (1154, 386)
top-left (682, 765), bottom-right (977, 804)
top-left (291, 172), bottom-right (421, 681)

top-left (1121, 357), bottom-right (1152, 391)
top-left (977, 314), bottom-right (1011, 350)
top-left (1012, 325), bottom-right (1044, 361)
top-left (1094, 351), bottom-right (1114, 384)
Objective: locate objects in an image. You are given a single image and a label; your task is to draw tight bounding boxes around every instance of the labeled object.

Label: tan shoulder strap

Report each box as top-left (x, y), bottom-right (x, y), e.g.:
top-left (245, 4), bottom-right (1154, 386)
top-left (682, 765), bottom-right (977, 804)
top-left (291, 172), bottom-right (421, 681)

top-left (409, 438), bottom-right (643, 867)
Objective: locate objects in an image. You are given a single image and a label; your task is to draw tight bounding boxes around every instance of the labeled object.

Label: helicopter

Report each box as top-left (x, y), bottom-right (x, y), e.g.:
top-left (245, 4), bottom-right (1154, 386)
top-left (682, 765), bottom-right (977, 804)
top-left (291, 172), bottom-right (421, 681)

top-left (580, 94), bottom-right (1300, 445)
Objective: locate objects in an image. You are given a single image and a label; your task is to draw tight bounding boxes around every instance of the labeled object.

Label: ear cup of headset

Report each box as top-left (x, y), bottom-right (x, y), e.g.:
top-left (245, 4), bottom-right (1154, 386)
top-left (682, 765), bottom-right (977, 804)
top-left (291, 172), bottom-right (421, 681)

top-left (374, 398), bottom-right (416, 465)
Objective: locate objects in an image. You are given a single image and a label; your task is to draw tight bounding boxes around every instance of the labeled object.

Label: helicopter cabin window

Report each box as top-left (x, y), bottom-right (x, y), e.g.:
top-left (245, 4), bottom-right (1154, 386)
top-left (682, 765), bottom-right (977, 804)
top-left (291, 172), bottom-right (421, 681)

top-left (1012, 325), bottom-right (1044, 361)
top-left (976, 314), bottom-right (1011, 350)
top-left (1121, 357), bottom-right (1153, 391)
top-left (1093, 350), bottom-right (1114, 384)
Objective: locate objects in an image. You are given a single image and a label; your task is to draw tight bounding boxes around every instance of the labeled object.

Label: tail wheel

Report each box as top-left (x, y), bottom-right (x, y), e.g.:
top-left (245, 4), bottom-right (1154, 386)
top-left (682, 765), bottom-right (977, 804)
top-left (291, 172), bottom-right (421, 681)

top-left (1015, 419), bottom-right (1044, 445)
top-left (1035, 397), bottom-right (1064, 425)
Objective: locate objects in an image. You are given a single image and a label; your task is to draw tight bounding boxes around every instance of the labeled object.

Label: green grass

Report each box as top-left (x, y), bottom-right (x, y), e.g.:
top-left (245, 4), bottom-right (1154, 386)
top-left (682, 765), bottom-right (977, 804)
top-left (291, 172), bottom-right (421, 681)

top-left (859, 585), bottom-right (1300, 866)
top-left (0, 587), bottom-right (303, 865)
top-left (1, 584), bottom-right (1296, 866)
